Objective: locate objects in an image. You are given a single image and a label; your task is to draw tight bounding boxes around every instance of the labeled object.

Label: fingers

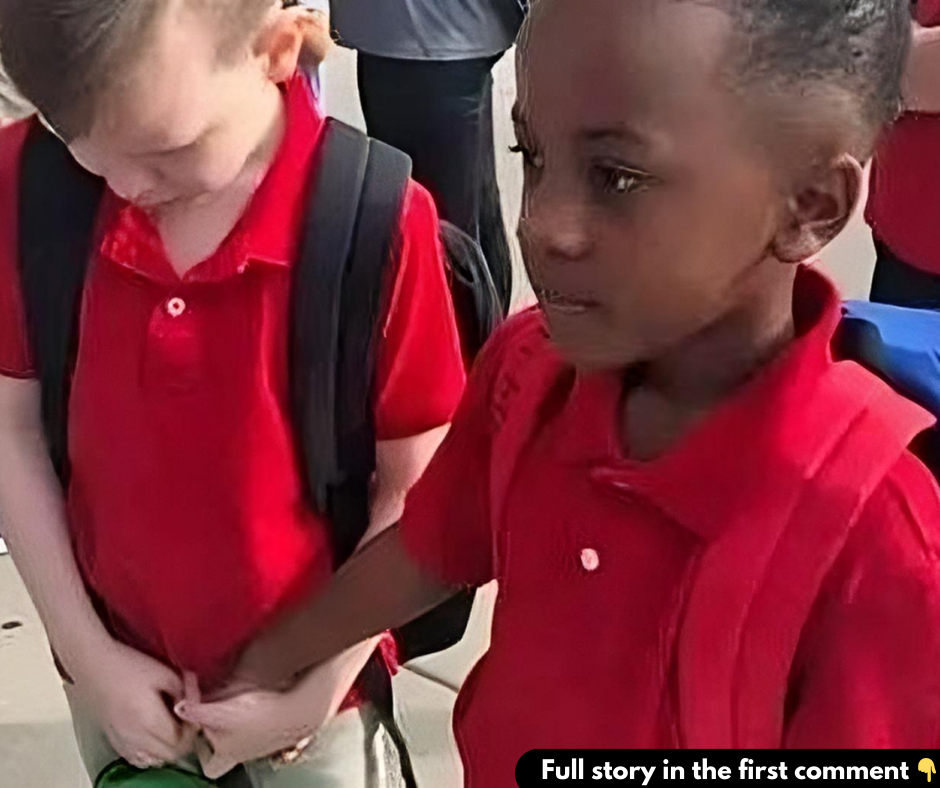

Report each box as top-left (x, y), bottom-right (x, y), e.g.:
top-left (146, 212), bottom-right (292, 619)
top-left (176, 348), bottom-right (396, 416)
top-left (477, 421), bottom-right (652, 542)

top-left (150, 662), bottom-right (185, 701)
top-left (124, 750), bottom-right (166, 771)
top-left (175, 697), bottom-right (240, 732)
top-left (195, 732), bottom-right (239, 781)
top-left (183, 671), bottom-right (201, 703)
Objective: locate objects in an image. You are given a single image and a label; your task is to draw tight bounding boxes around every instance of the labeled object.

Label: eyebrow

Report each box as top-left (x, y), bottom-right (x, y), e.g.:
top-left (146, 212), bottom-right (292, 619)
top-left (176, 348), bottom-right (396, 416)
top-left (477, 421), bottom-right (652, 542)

top-left (580, 124), bottom-right (650, 148)
top-left (144, 137), bottom-right (200, 156)
top-left (512, 104), bottom-right (651, 149)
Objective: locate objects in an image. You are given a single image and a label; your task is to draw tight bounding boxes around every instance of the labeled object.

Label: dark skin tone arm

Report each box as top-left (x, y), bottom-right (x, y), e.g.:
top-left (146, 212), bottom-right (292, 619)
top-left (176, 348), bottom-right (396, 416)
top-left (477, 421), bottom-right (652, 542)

top-left (233, 525), bottom-right (457, 689)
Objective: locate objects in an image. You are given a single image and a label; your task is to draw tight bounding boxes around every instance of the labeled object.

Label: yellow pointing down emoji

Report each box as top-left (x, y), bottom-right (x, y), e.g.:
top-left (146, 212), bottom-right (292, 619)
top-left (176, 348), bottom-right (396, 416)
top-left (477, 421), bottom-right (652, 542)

top-left (920, 759), bottom-right (936, 782)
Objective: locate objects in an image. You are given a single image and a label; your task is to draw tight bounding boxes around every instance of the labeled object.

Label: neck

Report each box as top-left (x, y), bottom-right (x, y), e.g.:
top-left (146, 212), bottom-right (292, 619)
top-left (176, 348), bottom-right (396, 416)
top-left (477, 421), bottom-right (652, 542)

top-left (648, 269), bottom-right (796, 405)
top-left (623, 263), bottom-right (797, 459)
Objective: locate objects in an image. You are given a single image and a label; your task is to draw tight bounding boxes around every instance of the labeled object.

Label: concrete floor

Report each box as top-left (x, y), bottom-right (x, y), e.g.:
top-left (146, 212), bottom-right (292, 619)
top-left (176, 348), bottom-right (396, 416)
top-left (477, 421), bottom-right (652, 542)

top-left (0, 45), bottom-right (878, 788)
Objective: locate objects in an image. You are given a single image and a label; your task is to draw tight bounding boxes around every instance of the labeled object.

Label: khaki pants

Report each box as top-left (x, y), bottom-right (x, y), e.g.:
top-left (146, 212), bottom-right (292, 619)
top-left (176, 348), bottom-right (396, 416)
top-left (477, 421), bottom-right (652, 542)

top-left (65, 684), bottom-right (402, 788)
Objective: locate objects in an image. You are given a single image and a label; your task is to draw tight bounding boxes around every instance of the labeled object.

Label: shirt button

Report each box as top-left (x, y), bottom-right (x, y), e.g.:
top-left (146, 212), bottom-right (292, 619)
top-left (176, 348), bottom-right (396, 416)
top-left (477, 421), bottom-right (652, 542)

top-left (166, 297), bottom-right (187, 318)
top-left (580, 548), bottom-right (600, 572)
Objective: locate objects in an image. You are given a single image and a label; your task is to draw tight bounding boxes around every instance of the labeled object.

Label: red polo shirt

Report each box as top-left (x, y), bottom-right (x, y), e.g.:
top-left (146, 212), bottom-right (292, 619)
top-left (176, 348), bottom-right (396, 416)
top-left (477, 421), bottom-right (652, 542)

top-left (0, 76), bottom-right (467, 681)
top-left (401, 268), bottom-right (940, 785)
top-left (866, 0), bottom-right (940, 273)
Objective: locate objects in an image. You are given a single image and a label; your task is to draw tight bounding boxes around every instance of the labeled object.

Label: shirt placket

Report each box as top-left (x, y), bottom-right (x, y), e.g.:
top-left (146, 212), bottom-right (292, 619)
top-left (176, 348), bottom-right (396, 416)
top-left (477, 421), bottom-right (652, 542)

top-left (142, 286), bottom-right (204, 393)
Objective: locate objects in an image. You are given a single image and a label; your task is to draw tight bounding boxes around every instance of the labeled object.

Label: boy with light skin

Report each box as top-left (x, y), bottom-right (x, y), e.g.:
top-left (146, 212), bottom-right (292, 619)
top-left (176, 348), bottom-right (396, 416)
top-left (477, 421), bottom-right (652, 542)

top-left (0, 0), bottom-right (465, 783)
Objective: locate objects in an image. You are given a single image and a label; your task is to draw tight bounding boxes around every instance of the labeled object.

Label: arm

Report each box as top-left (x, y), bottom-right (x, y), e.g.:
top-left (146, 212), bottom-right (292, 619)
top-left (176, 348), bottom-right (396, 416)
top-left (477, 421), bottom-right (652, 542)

top-left (0, 377), bottom-right (111, 674)
top-left (236, 524), bottom-right (455, 688)
top-left (903, 22), bottom-right (940, 113)
top-left (0, 377), bottom-right (193, 765)
top-left (180, 429), bottom-right (457, 766)
top-left (242, 428), bottom-right (452, 701)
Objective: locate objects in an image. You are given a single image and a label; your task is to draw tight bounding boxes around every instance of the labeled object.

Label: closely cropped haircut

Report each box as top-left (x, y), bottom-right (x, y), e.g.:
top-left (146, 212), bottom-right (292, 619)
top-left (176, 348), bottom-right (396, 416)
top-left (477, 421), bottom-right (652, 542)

top-left (0, 0), bottom-right (276, 140)
top-left (712, 0), bottom-right (912, 153)
top-left (519, 0), bottom-right (911, 157)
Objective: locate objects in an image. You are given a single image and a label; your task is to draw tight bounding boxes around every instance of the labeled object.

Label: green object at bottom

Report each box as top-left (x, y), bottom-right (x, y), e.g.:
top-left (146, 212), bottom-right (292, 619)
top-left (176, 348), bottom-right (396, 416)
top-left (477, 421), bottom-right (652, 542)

top-left (95, 759), bottom-right (217, 787)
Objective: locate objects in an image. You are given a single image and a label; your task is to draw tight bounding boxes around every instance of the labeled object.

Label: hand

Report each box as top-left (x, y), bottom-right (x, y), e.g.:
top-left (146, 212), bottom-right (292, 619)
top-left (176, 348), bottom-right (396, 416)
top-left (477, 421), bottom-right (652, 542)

top-left (175, 671), bottom-right (335, 779)
top-left (179, 640), bottom-right (379, 778)
top-left (288, 6), bottom-right (333, 72)
top-left (69, 640), bottom-right (196, 769)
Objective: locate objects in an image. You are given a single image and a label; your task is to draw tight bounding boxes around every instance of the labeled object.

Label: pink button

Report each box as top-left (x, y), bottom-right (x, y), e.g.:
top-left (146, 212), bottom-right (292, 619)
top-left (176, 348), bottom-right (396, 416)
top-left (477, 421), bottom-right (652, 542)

top-left (580, 548), bottom-right (600, 572)
top-left (166, 297), bottom-right (187, 318)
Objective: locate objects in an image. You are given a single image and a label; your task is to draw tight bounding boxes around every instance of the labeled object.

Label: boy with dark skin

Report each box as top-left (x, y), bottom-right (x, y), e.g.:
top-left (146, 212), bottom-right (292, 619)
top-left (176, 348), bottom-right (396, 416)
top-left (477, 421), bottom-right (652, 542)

top-left (191, 0), bottom-right (940, 779)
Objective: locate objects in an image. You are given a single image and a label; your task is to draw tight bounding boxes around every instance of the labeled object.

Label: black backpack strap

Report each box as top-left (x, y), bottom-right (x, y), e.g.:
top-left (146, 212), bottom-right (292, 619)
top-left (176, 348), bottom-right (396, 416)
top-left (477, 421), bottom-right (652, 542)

top-left (296, 119), bottom-right (419, 788)
top-left (439, 220), bottom-right (503, 360)
top-left (330, 131), bottom-right (412, 565)
top-left (292, 118), bottom-right (372, 517)
top-left (18, 123), bottom-right (105, 485)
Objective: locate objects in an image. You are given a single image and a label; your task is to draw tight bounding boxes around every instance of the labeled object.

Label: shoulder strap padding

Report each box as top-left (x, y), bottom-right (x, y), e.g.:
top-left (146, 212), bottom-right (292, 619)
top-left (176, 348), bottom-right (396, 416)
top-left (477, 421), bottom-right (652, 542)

top-left (292, 118), bottom-right (411, 565)
top-left (679, 362), bottom-right (933, 748)
top-left (18, 123), bottom-right (105, 484)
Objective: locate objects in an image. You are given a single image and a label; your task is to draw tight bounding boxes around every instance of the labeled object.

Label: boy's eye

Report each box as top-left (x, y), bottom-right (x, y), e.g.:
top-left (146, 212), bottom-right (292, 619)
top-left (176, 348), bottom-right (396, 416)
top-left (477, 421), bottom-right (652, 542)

top-left (594, 165), bottom-right (652, 196)
top-left (509, 142), bottom-right (544, 169)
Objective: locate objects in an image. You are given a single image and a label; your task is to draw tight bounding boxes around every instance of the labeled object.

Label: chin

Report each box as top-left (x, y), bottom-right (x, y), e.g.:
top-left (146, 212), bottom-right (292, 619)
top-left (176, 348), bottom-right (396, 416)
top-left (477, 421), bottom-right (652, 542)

top-left (549, 335), bottom-right (637, 373)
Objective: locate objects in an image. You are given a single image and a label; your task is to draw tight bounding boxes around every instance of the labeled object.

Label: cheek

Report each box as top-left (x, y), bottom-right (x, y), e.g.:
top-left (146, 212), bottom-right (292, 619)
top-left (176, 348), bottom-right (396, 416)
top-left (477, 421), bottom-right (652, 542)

top-left (588, 188), bottom-right (772, 364)
top-left (167, 142), bottom-right (249, 194)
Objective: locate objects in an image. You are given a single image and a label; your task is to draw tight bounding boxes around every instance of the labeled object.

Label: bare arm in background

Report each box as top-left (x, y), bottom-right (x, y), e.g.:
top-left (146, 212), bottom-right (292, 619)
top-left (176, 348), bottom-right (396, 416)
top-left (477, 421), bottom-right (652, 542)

top-left (904, 22), bottom-right (940, 113)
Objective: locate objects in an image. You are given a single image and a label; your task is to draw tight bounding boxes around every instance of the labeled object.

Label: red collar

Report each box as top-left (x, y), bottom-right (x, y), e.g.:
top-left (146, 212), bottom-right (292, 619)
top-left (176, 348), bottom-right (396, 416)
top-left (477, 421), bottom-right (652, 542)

top-left (556, 266), bottom-right (933, 542)
top-left (98, 74), bottom-right (325, 284)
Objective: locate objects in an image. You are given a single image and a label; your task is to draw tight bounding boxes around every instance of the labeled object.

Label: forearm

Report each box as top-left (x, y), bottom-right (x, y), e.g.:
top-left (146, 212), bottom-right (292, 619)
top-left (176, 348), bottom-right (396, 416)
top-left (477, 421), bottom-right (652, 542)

top-left (288, 637), bottom-right (381, 721)
top-left (904, 24), bottom-right (940, 113)
top-left (0, 420), bottom-right (111, 674)
top-left (241, 525), bottom-right (455, 686)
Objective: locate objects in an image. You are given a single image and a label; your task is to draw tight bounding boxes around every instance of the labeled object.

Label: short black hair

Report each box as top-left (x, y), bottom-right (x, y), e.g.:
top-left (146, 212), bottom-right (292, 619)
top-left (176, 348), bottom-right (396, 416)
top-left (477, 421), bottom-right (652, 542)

top-left (718, 0), bottom-right (912, 153)
top-left (0, 0), bottom-right (274, 141)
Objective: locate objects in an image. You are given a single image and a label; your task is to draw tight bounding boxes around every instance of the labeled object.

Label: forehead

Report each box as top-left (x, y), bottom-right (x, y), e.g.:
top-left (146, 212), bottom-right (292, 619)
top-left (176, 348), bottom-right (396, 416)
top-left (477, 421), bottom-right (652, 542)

top-left (88, 1), bottom-right (236, 150)
top-left (517, 0), bottom-right (741, 148)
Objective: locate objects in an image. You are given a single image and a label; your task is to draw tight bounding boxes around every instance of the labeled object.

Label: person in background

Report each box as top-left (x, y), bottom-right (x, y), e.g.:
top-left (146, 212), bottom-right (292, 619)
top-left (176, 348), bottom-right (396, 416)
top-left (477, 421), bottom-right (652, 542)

top-left (866, 0), bottom-right (940, 305)
top-left (331, 0), bottom-right (526, 313)
top-left (297, 0), bottom-right (331, 100)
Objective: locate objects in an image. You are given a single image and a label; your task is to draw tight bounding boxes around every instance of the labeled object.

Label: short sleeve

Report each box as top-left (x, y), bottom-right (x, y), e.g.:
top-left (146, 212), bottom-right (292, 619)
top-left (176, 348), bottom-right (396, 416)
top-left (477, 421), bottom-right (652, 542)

top-left (0, 120), bottom-right (35, 379)
top-left (373, 182), bottom-right (466, 440)
top-left (785, 451), bottom-right (940, 748)
top-left (399, 312), bottom-right (542, 588)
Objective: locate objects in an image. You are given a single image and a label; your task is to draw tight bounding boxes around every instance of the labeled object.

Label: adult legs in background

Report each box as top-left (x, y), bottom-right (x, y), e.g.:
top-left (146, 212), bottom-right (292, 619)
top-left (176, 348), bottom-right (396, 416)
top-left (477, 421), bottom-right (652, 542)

top-left (358, 53), bottom-right (513, 313)
top-left (870, 239), bottom-right (940, 307)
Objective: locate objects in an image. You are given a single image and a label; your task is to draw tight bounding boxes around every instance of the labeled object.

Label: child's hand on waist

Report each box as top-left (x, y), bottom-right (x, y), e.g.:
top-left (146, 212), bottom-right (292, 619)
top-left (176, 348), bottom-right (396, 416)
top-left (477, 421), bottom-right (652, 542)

top-left (70, 639), bottom-right (197, 769)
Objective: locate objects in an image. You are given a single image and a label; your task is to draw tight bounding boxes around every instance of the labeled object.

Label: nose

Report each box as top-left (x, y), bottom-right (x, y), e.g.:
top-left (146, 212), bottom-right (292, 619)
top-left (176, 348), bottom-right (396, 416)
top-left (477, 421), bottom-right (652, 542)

top-left (519, 193), bottom-right (593, 263)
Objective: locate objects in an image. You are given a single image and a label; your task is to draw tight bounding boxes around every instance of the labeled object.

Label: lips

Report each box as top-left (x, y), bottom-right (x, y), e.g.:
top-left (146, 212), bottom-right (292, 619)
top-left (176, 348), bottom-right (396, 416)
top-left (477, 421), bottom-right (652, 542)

top-left (536, 286), bottom-right (599, 315)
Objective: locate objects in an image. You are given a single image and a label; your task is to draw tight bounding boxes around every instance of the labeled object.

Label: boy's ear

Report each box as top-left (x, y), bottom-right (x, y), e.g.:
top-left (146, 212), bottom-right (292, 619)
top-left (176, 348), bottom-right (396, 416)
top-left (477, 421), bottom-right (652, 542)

top-left (256, 7), bottom-right (306, 84)
top-left (772, 155), bottom-right (863, 263)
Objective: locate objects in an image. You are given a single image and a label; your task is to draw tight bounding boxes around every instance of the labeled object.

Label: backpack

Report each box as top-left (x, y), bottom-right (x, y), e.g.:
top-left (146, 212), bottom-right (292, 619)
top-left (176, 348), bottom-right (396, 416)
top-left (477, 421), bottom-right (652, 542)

top-left (18, 118), bottom-right (503, 786)
top-left (486, 306), bottom-right (935, 749)
top-left (95, 761), bottom-right (219, 788)
top-left (841, 299), bottom-right (940, 474)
